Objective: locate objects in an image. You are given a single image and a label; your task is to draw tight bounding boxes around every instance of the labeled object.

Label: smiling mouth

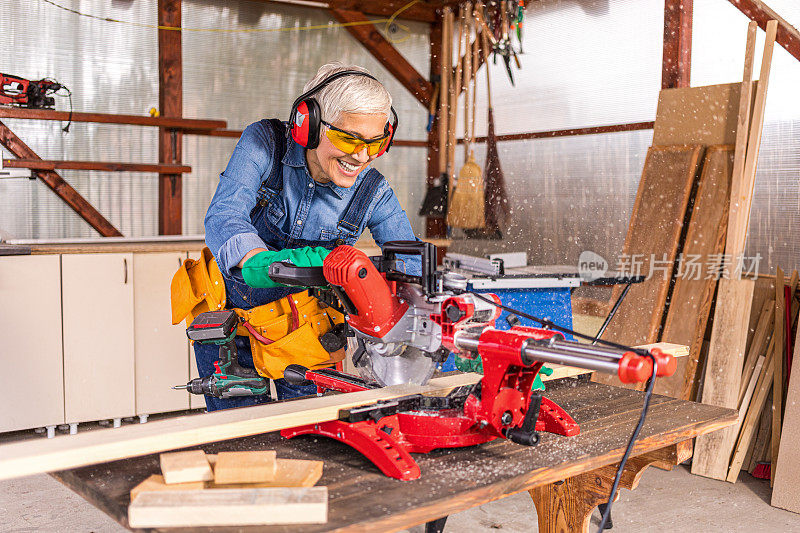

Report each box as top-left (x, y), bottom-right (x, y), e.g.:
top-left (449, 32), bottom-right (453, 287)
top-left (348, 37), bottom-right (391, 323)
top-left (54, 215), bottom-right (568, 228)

top-left (337, 159), bottom-right (361, 175)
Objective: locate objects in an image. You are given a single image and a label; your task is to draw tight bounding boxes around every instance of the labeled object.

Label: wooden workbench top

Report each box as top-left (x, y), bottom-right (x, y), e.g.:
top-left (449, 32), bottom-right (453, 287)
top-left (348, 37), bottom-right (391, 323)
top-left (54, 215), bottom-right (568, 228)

top-left (53, 378), bottom-right (735, 532)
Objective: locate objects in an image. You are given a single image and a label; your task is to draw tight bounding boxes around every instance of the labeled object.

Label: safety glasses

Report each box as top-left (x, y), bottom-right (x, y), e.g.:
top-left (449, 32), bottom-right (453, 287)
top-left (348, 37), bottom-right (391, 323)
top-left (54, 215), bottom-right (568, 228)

top-left (322, 120), bottom-right (391, 157)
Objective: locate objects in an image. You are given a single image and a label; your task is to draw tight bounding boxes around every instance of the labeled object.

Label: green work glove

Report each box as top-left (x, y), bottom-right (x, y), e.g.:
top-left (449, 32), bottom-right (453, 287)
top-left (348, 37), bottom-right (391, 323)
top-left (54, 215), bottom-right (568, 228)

top-left (454, 354), bottom-right (553, 392)
top-left (241, 246), bottom-right (330, 288)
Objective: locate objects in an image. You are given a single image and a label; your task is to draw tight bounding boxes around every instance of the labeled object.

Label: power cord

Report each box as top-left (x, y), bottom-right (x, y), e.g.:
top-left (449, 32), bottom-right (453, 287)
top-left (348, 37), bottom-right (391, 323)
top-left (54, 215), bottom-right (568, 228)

top-left (469, 291), bottom-right (660, 532)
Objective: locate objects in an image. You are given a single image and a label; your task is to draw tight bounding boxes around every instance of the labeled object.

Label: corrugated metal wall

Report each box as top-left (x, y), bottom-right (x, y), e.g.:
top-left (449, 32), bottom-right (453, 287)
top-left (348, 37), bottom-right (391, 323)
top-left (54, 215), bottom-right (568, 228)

top-left (1, 0), bottom-right (798, 274)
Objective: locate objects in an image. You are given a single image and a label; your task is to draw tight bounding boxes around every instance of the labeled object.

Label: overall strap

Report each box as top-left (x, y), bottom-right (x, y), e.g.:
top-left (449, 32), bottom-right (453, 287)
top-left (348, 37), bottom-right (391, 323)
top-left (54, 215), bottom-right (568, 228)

top-left (253, 119), bottom-right (289, 211)
top-left (337, 168), bottom-right (385, 232)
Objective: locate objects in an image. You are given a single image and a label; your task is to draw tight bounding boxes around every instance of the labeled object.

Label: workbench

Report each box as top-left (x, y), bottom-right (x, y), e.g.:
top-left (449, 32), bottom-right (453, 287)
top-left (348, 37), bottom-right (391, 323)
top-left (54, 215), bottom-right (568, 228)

top-left (52, 378), bottom-right (735, 532)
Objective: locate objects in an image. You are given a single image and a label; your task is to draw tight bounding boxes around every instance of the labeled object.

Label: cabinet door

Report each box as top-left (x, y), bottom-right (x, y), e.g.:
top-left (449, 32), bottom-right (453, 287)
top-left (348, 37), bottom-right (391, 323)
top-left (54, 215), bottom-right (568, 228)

top-left (62, 253), bottom-right (135, 422)
top-left (133, 253), bottom-right (190, 415)
top-left (187, 251), bottom-right (205, 410)
top-left (0, 256), bottom-right (65, 431)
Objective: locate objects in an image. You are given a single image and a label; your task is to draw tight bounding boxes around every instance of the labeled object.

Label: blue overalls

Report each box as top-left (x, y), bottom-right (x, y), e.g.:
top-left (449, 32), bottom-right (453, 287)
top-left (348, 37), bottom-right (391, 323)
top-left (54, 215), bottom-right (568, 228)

top-left (195, 119), bottom-right (387, 411)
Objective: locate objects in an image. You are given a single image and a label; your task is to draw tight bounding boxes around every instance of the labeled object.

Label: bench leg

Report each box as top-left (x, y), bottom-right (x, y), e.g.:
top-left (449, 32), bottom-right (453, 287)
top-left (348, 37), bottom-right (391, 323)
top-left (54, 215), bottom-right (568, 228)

top-left (529, 440), bottom-right (692, 533)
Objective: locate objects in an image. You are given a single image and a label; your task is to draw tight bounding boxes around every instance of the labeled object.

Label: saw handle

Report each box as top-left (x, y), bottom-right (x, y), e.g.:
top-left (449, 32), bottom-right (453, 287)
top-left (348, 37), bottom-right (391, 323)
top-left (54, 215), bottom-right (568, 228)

top-left (380, 240), bottom-right (437, 295)
top-left (268, 262), bottom-right (327, 287)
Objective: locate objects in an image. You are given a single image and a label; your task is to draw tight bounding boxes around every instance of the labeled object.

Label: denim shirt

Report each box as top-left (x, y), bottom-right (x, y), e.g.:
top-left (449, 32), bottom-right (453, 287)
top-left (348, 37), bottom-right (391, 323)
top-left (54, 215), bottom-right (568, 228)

top-left (205, 120), bottom-right (417, 277)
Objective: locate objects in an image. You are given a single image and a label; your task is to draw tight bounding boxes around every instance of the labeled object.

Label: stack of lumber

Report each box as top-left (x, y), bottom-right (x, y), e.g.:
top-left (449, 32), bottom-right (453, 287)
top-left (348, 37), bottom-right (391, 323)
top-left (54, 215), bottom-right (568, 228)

top-left (128, 449), bottom-right (326, 528)
top-left (722, 273), bottom-right (799, 490)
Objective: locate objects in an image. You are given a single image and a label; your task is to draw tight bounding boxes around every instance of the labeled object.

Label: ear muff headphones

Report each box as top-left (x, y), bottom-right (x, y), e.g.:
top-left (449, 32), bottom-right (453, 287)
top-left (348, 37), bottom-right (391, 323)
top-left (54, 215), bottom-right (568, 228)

top-left (289, 70), bottom-right (398, 155)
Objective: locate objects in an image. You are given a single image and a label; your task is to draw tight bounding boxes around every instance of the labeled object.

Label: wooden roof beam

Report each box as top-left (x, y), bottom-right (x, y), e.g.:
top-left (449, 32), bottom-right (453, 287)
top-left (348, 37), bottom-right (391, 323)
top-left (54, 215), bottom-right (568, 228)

top-left (727, 0), bottom-right (800, 63)
top-left (329, 9), bottom-right (433, 107)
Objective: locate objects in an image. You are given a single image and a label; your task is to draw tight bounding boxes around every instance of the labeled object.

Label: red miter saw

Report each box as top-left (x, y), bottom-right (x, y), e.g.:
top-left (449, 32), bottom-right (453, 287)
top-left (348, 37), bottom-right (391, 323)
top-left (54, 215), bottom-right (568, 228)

top-left (268, 241), bottom-right (676, 480)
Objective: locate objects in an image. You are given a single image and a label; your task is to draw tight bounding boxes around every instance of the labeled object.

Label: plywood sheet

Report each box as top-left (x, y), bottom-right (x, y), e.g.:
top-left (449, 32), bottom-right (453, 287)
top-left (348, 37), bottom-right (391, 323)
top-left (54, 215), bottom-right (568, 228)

top-left (655, 146), bottom-right (733, 399)
top-left (692, 278), bottom-right (755, 480)
top-left (653, 82), bottom-right (755, 146)
top-left (772, 313), bottom-right (800, 511)
top-left (594, 145), bottom-right (703, 388)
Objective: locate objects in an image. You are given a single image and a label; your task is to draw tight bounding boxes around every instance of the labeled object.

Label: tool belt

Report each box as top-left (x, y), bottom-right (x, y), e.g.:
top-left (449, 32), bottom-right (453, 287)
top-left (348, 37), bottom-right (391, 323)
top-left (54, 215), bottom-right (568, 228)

top-left (170, 247), bottom-right (345, 380)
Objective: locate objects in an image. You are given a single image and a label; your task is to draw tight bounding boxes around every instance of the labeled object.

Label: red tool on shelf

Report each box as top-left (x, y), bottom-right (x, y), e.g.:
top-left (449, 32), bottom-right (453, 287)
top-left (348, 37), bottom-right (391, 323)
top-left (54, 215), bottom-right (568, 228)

top-left (0, 73), bottom-right (66, 108)
top-left (270, 242), bottom-right (676, 480)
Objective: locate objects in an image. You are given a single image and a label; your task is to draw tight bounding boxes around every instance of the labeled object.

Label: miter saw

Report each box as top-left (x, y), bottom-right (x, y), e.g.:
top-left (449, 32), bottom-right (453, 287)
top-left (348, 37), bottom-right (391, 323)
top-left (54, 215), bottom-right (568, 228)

top-left (265, 241), bottom-right (677, 480)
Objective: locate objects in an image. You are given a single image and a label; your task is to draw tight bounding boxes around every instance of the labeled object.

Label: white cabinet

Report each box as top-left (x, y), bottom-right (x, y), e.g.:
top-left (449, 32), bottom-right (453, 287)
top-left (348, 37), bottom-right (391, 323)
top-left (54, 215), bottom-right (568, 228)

top-left (62, 253), bottom-right (135, 423)
top-left (0, 255), bottom-right (65, 432)
top-left (133, 253), bottom-right (190, 415)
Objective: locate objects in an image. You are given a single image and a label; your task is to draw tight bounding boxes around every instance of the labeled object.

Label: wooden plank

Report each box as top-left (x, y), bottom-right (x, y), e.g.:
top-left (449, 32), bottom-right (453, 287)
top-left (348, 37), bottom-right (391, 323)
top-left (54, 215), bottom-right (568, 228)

top-left (734, 355), bottom-right (765, 443)
top-left (130, 474), bottom-right (204, 501)
top-left (0, 121), bottom-right (122, 237)
top-left (662, 0), bottom-right (693, 89)
top-left (2, 159), bottom-right (191, 173)
top-left (213, 451), bottom-right (277, 484)
top-left (593, 145), bottom-right (702, 389)
top-left (726, 346), bottom-right (774, 482)
top-left (206, 456), bottom-right (323, 489)
top-left (727, 21), bottom-right (758, 271)
top-left (0, 107), bottom-right (226, 129)
top-left (653, 83), bottom-right (749, 146)
top-left (262, 0), bottom-right (439, 22)
top-left (738, 298), bottom-right (773, 406)
top-left (655, 146), bottom-right (733, 399)
top-left (0, 343), bottom-right (684, 481)
top-left (160, 450), bottom-right (213, 484)
top-left (727, 0), bottom-right (800, 63)
top-left (158, 0), bottom-right (183, 236)
top-left (772, 266), bottom-right (786, 485)
top-left (329, 9), bottom-right (433, 107)
top-left (772, 311), bottom-right (800, 511)
top-left (728, 20), bottom-right (777, 270)
top-left (692, 278), bottom-right (755, 479)
top-left (128, 487), bottom-right (328, 528)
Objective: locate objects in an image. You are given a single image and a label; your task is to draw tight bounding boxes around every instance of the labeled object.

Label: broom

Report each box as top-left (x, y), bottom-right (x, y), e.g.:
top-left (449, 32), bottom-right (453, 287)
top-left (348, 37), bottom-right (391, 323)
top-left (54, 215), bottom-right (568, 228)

top-left (447, 5), bottom-right (486, 230)
top-left (465, 17), bottom-right (509, 239)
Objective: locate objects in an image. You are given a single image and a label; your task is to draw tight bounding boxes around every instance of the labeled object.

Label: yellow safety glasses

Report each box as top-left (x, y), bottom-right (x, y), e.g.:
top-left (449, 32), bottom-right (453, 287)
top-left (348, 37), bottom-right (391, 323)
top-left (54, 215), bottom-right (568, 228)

top-left (322, 120), bottom-right (391, 157)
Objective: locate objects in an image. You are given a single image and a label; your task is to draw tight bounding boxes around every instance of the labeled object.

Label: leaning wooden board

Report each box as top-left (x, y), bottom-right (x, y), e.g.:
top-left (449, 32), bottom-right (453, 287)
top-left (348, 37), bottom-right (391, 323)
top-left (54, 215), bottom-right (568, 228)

top-left (654, 146), bottom-right (733, 400)
top-left (0, 344), bottom-right (686, 481)
top-left (52, 379), bottom-right (736, 532)
top-left (593, 145), bottom-right (703, 389)
top-left (772, 313), bottom-right (800, 511)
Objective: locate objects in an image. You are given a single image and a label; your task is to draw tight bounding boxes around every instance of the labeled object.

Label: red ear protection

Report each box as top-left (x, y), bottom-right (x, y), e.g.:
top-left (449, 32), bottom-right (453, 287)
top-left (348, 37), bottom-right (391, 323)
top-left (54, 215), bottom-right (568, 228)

top-left (289, 70), bottom-right (399, 154)
top-left (291, 99), bottom-right (322, 149)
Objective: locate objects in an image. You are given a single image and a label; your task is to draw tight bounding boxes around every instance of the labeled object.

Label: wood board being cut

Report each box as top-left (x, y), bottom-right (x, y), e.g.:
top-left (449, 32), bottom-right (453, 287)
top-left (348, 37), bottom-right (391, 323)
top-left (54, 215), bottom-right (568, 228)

top-left (0, 343), bottom-right (686, 481)
top-left (593, 145), bottom-right (703, 389)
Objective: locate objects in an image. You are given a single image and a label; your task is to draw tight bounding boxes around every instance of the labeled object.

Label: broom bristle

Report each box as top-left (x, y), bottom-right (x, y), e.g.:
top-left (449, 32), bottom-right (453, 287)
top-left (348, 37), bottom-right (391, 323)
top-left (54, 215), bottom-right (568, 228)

top-left (447, 152), bottom-right (486, 229)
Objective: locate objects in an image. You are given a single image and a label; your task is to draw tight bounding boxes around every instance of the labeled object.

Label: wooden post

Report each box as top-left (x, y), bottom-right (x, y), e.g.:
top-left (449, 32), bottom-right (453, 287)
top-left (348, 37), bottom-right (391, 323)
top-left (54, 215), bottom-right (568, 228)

top-left (727, 0), bottom-right (800, 63)
top-left (426, 13), bottom-right (446, 238)
top-left (158, 0), bottom-right (183, 235)
top-left (662, 0), bottom-right (693, 89)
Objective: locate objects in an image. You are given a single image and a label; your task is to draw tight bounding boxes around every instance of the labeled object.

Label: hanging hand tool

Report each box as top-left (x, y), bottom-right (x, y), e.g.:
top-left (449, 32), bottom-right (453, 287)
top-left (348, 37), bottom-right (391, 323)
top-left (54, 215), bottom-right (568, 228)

top-left (174, 310), bottom-right (269, 398)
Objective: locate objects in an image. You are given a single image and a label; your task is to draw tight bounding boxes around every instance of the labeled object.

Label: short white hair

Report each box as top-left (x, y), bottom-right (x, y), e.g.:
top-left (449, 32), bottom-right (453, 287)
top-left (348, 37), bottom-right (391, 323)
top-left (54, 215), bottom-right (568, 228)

top-left (303, 63), bottom-right (392, 124)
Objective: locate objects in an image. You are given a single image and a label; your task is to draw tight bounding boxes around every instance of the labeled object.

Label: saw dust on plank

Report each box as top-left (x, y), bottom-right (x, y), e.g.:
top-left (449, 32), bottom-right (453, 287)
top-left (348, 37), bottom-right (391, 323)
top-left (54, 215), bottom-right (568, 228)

top-left (593, 145), bottom-right (703, 389)
top-left (655, 145), bottom-right (734, 400)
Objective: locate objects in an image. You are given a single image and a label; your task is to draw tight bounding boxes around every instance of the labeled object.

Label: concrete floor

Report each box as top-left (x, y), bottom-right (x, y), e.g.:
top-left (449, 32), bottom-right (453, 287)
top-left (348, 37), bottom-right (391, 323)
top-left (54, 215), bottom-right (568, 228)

top-left (1, 463), bottom-right (799, 532)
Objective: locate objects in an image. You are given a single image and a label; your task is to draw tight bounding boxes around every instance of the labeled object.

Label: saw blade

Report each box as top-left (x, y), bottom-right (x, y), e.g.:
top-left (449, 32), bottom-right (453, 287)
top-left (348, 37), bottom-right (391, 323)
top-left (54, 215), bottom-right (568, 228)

top-left (356, 342), bottom-right (437, 387)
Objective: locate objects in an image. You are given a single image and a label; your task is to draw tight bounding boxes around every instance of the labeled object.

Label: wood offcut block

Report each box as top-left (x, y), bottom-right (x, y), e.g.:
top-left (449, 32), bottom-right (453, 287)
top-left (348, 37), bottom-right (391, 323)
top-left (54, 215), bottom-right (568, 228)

top-left (130, 474), bottom-right (204, 501)
top-left (159, 450), bottom-right (213, 484)
top-left (213, 451), bottom-right (277, 484)
top-left (127, 487), bottom-right (328, 528)
top-left (207, 457), bottom-right (322, 489)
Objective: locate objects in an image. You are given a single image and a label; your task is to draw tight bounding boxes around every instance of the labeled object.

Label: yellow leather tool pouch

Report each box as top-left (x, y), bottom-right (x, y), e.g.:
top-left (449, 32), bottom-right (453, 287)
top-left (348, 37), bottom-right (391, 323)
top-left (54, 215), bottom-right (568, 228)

top-left (237, 291), bottom-right (345, 380)
top-left (170, 248), bottom-right (345, 380)
top-left (170, 247), bottom-right (226, 327)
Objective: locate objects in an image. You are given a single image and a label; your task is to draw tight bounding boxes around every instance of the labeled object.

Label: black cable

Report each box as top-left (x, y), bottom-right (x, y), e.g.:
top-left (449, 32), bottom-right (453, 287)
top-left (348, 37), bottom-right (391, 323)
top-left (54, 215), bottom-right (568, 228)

top-left (468, 290), bottom-right (659, 532)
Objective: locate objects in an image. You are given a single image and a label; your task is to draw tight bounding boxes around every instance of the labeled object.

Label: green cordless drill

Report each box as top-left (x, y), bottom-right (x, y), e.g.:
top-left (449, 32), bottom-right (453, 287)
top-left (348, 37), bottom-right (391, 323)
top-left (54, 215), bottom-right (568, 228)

top-left (174, 310), bottom-right (269, 398)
